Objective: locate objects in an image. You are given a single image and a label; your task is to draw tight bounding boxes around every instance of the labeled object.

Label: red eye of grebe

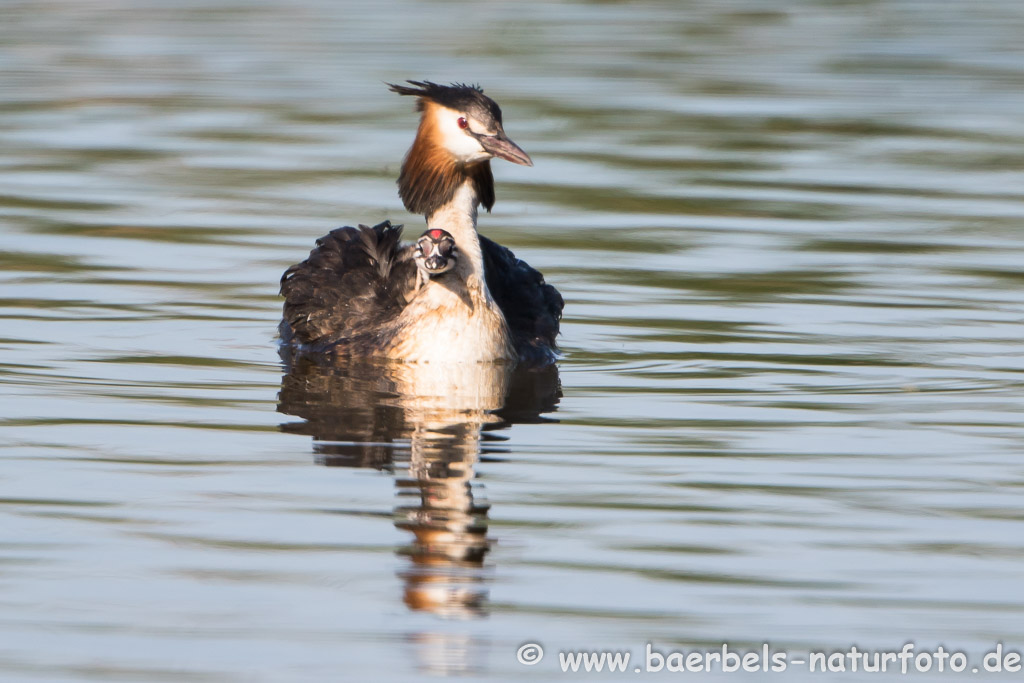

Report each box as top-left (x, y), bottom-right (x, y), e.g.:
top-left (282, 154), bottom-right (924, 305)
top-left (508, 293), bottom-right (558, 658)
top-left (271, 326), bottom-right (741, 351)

top-left (457, 117), bottom-right (468, 130)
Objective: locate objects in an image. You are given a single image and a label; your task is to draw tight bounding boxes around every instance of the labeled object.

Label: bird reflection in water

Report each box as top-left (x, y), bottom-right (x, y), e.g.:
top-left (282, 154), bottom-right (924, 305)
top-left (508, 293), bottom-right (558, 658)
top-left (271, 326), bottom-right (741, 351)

top-left (277, 353), bottom-right (560, 619)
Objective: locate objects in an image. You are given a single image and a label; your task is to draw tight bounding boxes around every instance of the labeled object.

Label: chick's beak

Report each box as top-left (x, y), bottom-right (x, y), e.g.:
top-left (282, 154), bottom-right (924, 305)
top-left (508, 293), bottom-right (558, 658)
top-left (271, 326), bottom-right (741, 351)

top-left (480, 130), bottom-right (533, 167)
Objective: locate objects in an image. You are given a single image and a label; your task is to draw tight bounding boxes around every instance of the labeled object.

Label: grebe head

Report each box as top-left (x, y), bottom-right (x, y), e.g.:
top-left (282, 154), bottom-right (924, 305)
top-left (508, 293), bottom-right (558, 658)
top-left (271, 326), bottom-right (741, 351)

top-left (388, 80), bottom-right (532, 167)
top-left (415, 228), bottom-right (458, 276)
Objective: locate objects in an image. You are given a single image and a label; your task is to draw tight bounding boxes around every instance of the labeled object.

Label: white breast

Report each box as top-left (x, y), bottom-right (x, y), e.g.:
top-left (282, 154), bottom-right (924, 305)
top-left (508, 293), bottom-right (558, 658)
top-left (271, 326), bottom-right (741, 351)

top-left (385, 274), bottom-right (515, 363)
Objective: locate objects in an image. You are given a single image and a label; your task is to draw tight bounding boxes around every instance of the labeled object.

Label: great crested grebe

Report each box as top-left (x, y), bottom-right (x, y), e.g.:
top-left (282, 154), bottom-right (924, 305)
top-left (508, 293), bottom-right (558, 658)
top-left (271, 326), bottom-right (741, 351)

top-left (280, 80), bottom-right (562, 364)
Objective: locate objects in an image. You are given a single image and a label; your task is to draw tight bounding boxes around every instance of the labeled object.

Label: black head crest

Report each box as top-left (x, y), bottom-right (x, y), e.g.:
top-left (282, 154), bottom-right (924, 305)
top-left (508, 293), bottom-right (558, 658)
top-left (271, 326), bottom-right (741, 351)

top-left (387, 80), bottom-right (502, 124)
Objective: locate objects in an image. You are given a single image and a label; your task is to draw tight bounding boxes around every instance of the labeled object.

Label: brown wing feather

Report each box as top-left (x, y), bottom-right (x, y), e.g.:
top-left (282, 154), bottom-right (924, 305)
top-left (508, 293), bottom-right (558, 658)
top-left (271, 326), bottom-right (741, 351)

top-left (480, 235), bottom-right (563, 364)
top-left (280, 221), bottom-right (417, 351)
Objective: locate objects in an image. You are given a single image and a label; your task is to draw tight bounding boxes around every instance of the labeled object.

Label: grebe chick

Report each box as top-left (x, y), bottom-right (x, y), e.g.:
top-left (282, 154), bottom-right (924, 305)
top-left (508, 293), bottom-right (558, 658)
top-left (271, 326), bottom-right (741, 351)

top-left (280, 81), bottom-right (563, 364)
top-left (414, 228), bottom-right (457, 278)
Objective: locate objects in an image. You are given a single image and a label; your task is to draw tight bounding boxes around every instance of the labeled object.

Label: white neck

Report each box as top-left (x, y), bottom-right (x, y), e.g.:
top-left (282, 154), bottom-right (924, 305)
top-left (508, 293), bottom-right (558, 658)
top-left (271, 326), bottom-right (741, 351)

top-left (425, 180), bottom-right (489, 300)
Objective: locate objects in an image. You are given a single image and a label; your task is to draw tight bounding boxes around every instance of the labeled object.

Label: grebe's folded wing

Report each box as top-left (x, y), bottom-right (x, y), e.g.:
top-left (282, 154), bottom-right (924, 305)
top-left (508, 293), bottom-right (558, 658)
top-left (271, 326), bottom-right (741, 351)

top-left (280, 221), bottom-right (417, 349)
top-left (480, 235), bottom-right (563, 364)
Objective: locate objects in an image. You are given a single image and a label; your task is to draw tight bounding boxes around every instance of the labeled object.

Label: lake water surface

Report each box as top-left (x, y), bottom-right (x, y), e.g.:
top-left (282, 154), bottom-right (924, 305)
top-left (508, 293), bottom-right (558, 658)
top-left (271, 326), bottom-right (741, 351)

top-left (2, 0), bottom-right (1024, 680)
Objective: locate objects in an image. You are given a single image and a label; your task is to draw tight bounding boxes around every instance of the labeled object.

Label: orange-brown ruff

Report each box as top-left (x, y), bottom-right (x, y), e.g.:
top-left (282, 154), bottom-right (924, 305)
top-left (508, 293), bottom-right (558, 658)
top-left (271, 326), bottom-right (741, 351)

top-left (279, 81), bottom-right (563, 364)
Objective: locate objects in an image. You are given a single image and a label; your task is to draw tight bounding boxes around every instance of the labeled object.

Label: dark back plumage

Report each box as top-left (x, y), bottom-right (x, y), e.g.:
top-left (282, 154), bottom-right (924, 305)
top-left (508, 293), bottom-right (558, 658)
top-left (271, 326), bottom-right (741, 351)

top-left (480, 235), bottom-right (563, 364)
top-left (280, 221), bottom-right (417, 352)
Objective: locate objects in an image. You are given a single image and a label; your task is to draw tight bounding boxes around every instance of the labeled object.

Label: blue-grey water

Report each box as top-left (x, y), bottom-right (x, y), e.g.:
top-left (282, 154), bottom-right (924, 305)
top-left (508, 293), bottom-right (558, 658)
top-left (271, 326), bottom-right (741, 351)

top-left (2, 0), bottom-right (1024, 680)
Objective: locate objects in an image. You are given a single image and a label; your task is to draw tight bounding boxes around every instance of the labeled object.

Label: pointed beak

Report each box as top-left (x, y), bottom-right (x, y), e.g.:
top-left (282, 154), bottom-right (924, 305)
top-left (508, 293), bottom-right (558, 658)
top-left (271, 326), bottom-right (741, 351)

top-left (479, 130), bottom-right (533, 167)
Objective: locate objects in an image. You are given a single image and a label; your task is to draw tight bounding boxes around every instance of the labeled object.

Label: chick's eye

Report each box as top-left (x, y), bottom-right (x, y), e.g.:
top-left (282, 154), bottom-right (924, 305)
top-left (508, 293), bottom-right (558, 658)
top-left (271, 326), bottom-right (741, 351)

top-left (457, 116), bottom-right (468, 130)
